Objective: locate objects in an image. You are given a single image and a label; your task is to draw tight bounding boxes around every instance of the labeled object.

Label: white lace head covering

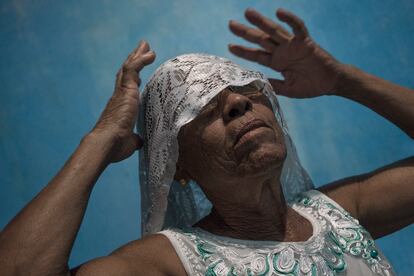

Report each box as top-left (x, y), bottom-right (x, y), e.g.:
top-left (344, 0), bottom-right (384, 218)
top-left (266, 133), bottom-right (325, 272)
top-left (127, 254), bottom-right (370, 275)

top-left (137, 53), bottom-right (314, 236)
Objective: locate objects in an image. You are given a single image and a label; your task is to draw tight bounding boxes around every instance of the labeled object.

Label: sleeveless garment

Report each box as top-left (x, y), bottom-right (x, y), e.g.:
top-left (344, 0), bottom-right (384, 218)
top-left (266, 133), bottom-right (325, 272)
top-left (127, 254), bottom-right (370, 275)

top-left (159, 189), bottom-right (395, 275)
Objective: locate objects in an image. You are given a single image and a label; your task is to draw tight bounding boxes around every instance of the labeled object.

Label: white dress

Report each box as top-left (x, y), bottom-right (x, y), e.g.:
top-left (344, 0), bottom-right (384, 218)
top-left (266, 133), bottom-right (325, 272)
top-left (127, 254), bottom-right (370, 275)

top-left (159, 189), bottom-right (395, 275)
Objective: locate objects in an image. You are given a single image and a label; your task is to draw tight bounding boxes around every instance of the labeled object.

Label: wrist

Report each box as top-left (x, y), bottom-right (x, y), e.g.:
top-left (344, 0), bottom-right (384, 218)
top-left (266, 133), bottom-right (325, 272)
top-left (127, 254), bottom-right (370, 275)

top-left (331, 63), bottom-right (364, 98)
top-left (83, 130), bottom-right (117, 147)
top-left (80, 131), bottom-right (117, 167)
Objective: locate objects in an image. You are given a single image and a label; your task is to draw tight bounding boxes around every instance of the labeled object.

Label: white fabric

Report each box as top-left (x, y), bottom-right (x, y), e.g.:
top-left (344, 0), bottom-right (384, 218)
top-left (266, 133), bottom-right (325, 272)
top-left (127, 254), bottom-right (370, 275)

top-left (137, 53), bottom-right (314, 236)
top-left (159, 189), bottom-right (396, 276)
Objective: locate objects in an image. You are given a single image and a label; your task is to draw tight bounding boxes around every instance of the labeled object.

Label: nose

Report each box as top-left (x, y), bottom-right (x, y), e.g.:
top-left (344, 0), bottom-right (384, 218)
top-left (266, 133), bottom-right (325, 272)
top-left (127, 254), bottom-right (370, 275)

top-left (221, 91), bottom-right (252, 123)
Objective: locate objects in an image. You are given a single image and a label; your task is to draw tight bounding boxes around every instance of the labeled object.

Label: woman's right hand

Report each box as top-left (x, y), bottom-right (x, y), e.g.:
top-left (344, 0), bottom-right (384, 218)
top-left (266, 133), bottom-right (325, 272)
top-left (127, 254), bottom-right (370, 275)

top-left (90, 40), bottom-right (155, 164)
top-left (228, 8), bottom-right (345, 98)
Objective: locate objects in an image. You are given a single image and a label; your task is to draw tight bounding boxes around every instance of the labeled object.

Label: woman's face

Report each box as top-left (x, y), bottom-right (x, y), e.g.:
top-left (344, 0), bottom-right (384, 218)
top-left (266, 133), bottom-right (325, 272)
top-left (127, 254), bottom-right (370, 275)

top-left (175, 83), bottom-right (287, 196)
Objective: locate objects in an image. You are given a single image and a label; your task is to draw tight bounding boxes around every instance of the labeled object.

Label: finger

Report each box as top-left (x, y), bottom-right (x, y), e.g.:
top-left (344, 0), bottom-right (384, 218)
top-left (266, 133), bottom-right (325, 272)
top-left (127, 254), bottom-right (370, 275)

top-left (228, 44), bottom-right (271, 67)
top-left (137, 40), bottom-right (150, 54)
top-left (115, 68), bottom-right (124, 90)
top-left (116, 41), bottom-right (152, 89)
top-left (124, 40), bottom-right (151, 65)
top-left (244, 8), bottom-right (292, 44)
top-left (124, 41), bottom-right (143, 64)
top-left (276, 8), bottom-right (309, 40)
top-left (119, 133), bottom-right (144, 160)
top-left (229, 20), bottom-right (278, 52)
top-left (124, 51), bottom-right (156, 72)
top-left (268, 78), bottom-right (291, 97)
top-left (133, 40), bottom-right (151, 59)
top-left (121, 52), bottom-right (156, 89)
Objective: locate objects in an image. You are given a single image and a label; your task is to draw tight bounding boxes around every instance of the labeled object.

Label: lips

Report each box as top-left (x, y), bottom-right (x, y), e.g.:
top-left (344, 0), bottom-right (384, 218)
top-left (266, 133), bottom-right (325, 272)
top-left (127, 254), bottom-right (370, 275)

top-left (234, 119), bottom-right (269, 146)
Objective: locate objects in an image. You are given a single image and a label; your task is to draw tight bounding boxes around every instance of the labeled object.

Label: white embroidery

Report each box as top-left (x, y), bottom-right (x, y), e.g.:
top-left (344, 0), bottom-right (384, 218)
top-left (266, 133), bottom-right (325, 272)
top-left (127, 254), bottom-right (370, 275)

top-left (160, 190), bottom-right (395, 276)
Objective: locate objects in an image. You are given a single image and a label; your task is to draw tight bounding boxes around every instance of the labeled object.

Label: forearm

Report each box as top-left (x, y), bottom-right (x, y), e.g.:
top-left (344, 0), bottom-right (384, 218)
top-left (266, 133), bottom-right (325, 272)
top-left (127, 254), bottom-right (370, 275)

top-left (334, 64), bottom-right (414, 139)
top-left (0, 132), bottom-right (113, 275)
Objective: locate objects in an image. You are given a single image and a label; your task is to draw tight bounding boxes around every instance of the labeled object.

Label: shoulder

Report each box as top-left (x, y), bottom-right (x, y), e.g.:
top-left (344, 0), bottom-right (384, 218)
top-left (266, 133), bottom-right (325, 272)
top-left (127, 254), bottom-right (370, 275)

top-left (70, 233), bottom-right (186, 276)
top-left (299, 185), bottom-right (359, 219)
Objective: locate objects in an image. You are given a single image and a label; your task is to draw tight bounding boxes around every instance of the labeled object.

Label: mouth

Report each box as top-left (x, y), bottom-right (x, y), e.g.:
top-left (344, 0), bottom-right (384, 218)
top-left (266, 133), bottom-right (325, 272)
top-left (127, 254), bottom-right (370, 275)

top-left (234, 119), bottom-right (269, 146)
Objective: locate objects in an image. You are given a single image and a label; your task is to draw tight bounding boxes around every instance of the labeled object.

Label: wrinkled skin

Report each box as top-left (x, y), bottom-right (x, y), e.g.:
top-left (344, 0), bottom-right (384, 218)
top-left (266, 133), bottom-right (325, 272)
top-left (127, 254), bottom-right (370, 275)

top-left (173, 85), bottom-right (315, 241)
top-left (3, 5), bottom-right (413, 276)
top-left (92, 41), bottom-right (155, 163)
top-left (168, 7), bottom-right (345, 242)
top-left (228, 8), bottom-right (344, 98)
top-left (174, 85), bottom-right (287, 205)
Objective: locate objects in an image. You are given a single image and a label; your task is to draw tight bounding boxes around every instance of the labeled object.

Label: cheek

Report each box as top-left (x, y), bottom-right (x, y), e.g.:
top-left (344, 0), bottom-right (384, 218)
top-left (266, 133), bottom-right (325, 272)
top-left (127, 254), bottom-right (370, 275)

top-left (180, 119), bottom-right (228, 177)
top-left (258, 105), bottom-right (284, 138)
top-left (199, 119), bottom-right (226, 156)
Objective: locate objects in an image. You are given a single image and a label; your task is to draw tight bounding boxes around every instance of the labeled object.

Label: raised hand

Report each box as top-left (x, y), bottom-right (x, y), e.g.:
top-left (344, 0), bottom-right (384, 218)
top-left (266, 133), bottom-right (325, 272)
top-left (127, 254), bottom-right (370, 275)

top-left (229, 8), bottom-right (344, 98)
top-left (91, 40), bottom-right (155, 163)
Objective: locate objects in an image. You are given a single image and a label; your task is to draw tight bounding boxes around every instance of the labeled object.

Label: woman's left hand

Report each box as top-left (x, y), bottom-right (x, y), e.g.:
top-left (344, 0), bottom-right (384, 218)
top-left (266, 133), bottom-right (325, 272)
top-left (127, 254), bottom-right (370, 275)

top-left (228, 8), bottom-right (344, 98)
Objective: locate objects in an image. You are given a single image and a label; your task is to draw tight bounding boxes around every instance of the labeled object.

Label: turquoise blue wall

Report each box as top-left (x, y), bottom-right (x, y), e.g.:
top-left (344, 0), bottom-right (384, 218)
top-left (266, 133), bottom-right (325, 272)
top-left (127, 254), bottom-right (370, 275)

top-left (1, 0), bottom-right (413, 273)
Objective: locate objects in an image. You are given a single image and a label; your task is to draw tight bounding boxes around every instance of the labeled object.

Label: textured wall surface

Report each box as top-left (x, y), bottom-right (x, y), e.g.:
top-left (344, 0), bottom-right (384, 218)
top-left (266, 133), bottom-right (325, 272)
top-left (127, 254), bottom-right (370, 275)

top-left (1, 0), bottom-right (413, 273)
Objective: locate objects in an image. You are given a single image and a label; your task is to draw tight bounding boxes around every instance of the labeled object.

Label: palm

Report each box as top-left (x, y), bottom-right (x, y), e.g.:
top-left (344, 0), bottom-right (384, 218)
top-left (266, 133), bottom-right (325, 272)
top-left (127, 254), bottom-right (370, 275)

top-left (270, 37), bottom-right (341, 98)
top-left (229, 8), bottom-right (342, 98)
top-left (92, 40), bottom-right (155, 164)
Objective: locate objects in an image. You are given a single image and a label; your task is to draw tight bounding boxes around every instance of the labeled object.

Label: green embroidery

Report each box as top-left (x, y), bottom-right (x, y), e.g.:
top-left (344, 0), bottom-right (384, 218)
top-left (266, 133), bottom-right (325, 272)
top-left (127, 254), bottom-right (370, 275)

top-left (298, 196), bottom-right (312, 206)
top-left (370, 249), bottom-right (379, 259)
top-left (302, 194), bottom-right (389, 271)
top-left (183, 192), bottom-right (392, 275)
top-left (196, 240), bottom-right (214, 260)
top-left (205, 261), bottom-right (219, 276)
top-left (227, 267), bottom-right (237, 276)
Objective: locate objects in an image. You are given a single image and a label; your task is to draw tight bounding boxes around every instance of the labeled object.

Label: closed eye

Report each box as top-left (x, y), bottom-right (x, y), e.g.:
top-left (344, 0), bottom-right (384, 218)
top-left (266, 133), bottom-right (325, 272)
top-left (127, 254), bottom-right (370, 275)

top-left (242, 90), bottom-right (271, 105)
top-left (200, 98), bottom-right (218, 115)
top-left (254, 97), bottom-right (273, 111)
top-left (245, 91), bottom-right (263, 98)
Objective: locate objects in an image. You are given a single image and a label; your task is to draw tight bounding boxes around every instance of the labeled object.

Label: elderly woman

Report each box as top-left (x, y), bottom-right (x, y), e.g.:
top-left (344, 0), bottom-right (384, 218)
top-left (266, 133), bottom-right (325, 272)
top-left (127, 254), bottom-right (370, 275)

top-left (0, 7), bottom-right (412, 276)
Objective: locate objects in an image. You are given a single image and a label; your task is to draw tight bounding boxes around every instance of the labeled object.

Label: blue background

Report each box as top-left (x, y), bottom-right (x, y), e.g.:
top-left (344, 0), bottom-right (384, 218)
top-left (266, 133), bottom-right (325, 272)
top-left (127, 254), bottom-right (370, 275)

top-left (1, 0), bottom-right (413, 273)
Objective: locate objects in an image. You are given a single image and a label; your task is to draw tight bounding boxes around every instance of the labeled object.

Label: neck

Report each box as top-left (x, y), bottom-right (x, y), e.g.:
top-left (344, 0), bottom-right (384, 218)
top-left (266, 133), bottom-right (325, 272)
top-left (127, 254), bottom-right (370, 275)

top-left (196, 173), bottom-right (301, 241)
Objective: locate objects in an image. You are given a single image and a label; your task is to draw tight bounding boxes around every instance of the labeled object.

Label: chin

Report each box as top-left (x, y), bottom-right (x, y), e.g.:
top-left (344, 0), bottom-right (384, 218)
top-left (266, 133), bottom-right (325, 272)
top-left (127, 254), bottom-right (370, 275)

top-left (240, 142), bottom-right (287, 176)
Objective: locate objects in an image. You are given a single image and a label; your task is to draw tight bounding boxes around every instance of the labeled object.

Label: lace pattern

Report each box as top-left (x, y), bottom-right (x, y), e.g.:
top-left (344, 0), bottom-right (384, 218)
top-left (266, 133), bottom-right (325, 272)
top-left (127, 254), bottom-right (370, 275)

top-left (160, 190), bottom-right (395, 276)
top-left (137, 53), bottom-right (314, 235)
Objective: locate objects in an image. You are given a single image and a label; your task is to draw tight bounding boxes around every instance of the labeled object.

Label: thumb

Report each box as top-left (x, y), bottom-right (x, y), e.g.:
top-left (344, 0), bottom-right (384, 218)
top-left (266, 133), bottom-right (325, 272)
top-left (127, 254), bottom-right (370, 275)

top-left (124, 133), bottom-right (144, 153)
top-left (133, 133), bottom-right (144, 150)
top-left (268, 78), bottom-right (291, 97)
top-left (108, 133), bottom-right (144, 163)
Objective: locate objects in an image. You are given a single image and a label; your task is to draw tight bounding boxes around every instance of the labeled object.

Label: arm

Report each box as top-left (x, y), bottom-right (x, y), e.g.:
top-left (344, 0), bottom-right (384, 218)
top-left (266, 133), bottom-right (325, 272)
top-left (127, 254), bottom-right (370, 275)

top-left (228, 7), bottom-right (414, 140)
top-left (334, 63), bottom-right (414, 139)
top-left (69, 234), bottom-right (186, 276)
top-left (228, 8), bottom-right (414, 238)
top-left (319, 155), bottom-right (414, 239)
top-left (0, 133), bottom-right (110, 275)
top-left (0, 41), bottom-right (156, 275)
top-left (319, 62), bottom-right (414, 239)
